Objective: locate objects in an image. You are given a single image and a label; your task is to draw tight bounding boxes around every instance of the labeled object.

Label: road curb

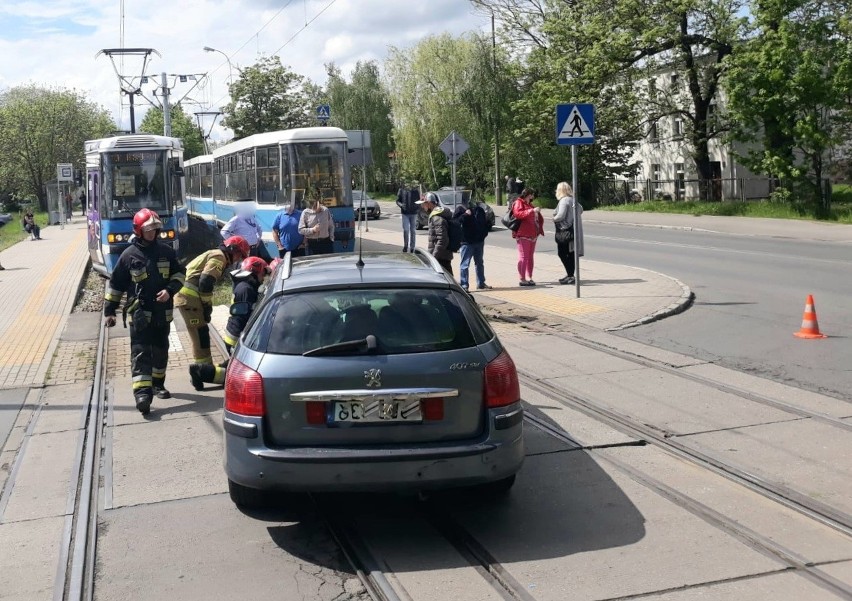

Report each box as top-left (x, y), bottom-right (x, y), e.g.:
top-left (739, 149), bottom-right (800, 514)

top-left (605, 267), bottom-right (694, 332)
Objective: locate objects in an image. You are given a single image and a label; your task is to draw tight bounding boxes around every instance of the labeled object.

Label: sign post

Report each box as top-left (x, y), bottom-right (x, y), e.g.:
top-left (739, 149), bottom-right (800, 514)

top-left (57, 163), bottom-right (74, 230)
top-left (555, 103), bottom-right (595, 297)
top-left (439, 131), bottom-right (469, 206)
top-left (347, 130), bottom-right (373, 235)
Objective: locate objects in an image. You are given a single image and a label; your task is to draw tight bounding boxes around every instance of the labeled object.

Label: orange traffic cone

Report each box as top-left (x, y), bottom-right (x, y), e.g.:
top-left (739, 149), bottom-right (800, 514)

top-left (794, 294), bottom-right (827, 339)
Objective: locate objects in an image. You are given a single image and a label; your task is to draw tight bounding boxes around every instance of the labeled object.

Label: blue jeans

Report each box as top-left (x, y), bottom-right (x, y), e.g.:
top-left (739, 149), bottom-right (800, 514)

top-left (459, 242), bottom-right (485, 289)
top-left (401, 213), bottom-right (416, 251)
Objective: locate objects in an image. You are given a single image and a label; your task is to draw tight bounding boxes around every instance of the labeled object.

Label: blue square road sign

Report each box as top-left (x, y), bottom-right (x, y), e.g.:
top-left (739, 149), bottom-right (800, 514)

top-left (556, 104), bottom-right (595, 145)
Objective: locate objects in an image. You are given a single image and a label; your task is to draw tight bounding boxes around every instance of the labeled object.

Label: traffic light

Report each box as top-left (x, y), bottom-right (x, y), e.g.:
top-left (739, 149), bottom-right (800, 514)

top-left (74, 169), bottom-right (83, 187)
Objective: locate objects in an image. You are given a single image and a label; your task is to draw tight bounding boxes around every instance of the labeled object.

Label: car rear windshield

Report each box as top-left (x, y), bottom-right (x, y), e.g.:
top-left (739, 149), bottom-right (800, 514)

top-left (248, 288), bottom-right (485, 356)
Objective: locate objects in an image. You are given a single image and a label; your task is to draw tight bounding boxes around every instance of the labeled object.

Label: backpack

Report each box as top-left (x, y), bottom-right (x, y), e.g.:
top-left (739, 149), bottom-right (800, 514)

top-left (444, 214), bottom-right (464, 252)
top-left (472, 205), bottom-right (489, 239)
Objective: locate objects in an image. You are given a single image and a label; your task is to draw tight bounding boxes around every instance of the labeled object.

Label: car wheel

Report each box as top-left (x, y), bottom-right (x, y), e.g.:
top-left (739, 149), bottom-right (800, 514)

top-left (228, 479), bottom-right (271, 508)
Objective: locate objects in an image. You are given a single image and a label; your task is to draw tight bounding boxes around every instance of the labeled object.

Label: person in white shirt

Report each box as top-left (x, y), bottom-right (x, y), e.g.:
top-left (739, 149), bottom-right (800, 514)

top-left (298, 195), bottom-right (335, 255)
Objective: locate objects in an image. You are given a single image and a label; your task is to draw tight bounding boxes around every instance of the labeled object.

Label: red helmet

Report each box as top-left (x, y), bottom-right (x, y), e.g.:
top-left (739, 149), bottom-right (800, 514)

top-left (132, 209), bottom-right (163, 237)
top-left (223, 236), bottom-right (250, 261)
top-left (236, 257), bottom-right (270, 281)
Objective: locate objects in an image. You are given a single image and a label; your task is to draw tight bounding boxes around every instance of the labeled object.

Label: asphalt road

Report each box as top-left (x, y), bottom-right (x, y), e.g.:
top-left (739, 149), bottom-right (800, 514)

top-left (367, 208), bottom-right (852, 400)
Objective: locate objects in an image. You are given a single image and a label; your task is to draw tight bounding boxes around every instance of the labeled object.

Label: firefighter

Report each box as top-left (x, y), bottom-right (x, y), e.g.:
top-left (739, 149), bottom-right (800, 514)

top-left (103, 209), bottom-right (186, 415)
top-left (175, 235), bottom-right (250, 390)
top-left (189, 257), bottom-right (270, 389)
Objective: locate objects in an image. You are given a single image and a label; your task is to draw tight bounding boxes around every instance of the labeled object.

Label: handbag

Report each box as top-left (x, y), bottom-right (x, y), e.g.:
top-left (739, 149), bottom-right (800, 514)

top-left (554, 223), bottom-right (574, 245)
top-left (501, 204), bottom-right (521, 231)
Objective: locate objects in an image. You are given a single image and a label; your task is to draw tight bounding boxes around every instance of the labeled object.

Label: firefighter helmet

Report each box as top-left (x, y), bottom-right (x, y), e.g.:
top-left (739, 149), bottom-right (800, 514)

top-left (223, 236), bottom-right (250, 261)
top-left (233, 256), bottom-right (270, 281)
top-left (132, 209), bottom-right (163, 236)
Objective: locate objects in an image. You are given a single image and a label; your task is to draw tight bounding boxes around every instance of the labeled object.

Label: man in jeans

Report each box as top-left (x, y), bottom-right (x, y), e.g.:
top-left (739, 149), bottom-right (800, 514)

top-left (396, 182), bottom-right (420, 252)
top-left (454, 200), bottom-right (492, 292)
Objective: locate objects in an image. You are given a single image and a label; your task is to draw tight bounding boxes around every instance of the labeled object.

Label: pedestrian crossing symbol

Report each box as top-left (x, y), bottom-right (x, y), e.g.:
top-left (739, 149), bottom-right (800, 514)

top-left (316, 104), bottom-right (331, 121)
top-left (556, 103), bottom-right (595, 145)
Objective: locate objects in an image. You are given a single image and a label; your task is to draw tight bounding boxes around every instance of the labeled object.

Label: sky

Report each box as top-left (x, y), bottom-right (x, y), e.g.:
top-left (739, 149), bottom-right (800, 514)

top-left (0, 0), bottom-right (490, 141)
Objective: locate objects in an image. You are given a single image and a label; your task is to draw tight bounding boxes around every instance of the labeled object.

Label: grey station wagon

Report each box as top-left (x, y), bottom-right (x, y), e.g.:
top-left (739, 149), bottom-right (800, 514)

top-left (223, 249), bottom-right (524, 506)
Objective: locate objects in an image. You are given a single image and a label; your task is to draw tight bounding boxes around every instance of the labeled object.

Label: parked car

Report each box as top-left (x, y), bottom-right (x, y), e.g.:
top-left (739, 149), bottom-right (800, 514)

top-left (223, 249), bottom-right (524, 506)
top-left (353, 190), bottom-right (381, 220)
top-left (0, 213), bottom-right (12, 227)
top-left (415, 188), bottom-right (496, 231)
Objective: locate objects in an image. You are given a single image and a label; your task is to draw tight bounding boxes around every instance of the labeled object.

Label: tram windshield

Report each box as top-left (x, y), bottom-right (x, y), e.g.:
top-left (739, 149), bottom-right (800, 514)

top-left (102, 150), bottom-right (169, 218)
top-left (288, 141), bottom-right (351, 209)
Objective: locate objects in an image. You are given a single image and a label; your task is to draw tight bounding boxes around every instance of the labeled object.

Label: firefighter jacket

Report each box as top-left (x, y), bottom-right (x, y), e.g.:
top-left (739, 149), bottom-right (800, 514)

top-left (222, 277), bottom-right (261, 347)
top-left (176, 248), bottom-right (229, 308)
top-left (104, 239), bottom-right (186, 323)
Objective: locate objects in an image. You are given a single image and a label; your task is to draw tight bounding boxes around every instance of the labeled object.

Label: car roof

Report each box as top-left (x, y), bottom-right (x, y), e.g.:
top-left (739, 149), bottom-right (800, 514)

top-left (269, 250), bottom-right (454, 293)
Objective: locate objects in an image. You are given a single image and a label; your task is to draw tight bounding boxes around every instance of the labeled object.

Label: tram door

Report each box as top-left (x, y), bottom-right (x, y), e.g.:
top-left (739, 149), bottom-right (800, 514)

top-left (86, 169), bottom-right (103, 267)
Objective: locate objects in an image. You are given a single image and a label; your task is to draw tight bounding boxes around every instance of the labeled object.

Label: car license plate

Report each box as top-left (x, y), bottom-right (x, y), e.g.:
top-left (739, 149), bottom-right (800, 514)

top-left (333, 400), bottom-right (422, 423)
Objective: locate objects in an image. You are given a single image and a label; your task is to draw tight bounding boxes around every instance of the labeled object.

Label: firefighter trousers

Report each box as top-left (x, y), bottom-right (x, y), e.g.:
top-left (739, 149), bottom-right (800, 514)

top-left (130, 321), bottom-right (170, 397)
top-left (176, 296), bottom-right (213, 364)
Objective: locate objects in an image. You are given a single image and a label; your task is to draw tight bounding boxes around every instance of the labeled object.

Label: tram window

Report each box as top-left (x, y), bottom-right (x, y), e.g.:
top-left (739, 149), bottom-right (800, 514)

top-left (247, 152), bottom-right (254, 170)
top-left (102, 150), bottom-right (169, 218)
top-left (290, 141), bottom-right (348, 208)
top-left (237, 152), bottom-right (245, 171)
top-left (257, 149), bottom-right (268, 168)
top-left (257, 144), bottom-right (280, 204)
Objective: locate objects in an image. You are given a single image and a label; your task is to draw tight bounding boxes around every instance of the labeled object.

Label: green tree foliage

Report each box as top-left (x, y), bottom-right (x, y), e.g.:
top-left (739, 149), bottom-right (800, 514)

top-left (221, 56), bottom-right (313, 138)
top-left (138, 105), bottom-right (206, 159)
top-left (322, 61), bottom-right (394, 192)
top-left (475, 0), bottom-right (747, 200)
top-left (385, 33), bottom-right (517, 194)
top-left (724, 0), bottom-right (852, 206)
top-left (0, 85), bottom-right (115, 209)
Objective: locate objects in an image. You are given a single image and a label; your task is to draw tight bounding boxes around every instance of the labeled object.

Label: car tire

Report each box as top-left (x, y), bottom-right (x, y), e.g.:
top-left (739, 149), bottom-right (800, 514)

top-left (228, 479), bottom-right (271, 508)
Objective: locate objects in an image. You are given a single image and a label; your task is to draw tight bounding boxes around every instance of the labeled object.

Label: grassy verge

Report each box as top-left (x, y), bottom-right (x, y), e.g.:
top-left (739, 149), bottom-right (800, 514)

top-left (596, 199), bottom-right (852, 223)
top-left (0, 210), bottom-right (49, 252)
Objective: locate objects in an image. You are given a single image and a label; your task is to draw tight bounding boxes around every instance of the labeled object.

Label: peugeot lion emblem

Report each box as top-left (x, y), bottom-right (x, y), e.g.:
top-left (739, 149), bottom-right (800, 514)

top-left (364, 368), bottom-right (382, 388)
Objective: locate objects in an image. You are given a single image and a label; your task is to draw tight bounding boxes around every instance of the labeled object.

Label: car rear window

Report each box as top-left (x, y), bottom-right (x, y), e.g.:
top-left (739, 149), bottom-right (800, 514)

top-left (249, 288), bottom-right (483, 356)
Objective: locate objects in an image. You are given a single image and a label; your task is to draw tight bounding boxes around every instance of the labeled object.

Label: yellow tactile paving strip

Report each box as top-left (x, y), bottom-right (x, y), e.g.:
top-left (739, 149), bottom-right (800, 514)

top-left (478, 287), bottom-right (606, 315)
top-left (0, 225), bottom-right (88, 388)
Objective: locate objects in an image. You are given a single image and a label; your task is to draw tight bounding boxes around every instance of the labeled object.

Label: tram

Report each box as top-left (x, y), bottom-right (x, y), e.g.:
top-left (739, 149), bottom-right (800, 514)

top-left (184, 127), bottom-right (355, 255)
top-left (84, 134), bottom-right (189, 276)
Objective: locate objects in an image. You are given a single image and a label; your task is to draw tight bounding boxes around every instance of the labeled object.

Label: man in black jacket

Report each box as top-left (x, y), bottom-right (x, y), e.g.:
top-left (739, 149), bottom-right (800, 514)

top-left (396, 182), bottom-right (420, 252)
top-left (103, 209), bottom-right (186, 415)
top-left (453, 200), bottom-right (491, 292)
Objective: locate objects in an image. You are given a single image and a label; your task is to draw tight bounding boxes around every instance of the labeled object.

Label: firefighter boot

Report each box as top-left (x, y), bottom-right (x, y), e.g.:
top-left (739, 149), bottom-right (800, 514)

top-left (153, 386), bottom-right (171, 399)
top-left (134, 391), bottom-right (153, 415)
top-left (189, 364), bottom-right (204, 391)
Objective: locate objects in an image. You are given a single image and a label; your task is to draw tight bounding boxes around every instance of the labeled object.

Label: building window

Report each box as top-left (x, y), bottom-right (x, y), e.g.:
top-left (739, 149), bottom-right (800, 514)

top-left (675, 163), bottom-right (686, 198)
top-left (651, 163), bottom-right (662, 183)
top-left (648, 120), bottom-right (659, 141)
top-left (673, 116), bottom-right (684, 138)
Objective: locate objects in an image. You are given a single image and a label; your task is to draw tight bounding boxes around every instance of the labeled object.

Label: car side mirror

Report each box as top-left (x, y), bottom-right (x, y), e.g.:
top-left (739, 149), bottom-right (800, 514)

top-left (230, 302), bottom-right (252, 316)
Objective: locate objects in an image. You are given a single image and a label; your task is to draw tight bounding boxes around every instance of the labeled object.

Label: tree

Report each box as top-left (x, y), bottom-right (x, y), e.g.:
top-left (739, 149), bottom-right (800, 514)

top-left (474, 0), bottom-right (748, 200)
top-left (385, 33), bottom-right (517, 193)
top-left (0, 85), bottom-right (115, 209)
top-left (724, 0), bottom-right (852, 206)
top-left (221, 56), bottom-right (313, 138)
top-left (139, 105), bottom-right (205, 159)
top-left (322, 61), bottom-right (395, 191)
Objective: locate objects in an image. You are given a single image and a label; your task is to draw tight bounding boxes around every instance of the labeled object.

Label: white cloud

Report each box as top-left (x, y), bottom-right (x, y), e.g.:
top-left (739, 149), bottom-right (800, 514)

top-left (0, 0), bottom-right (488, 141)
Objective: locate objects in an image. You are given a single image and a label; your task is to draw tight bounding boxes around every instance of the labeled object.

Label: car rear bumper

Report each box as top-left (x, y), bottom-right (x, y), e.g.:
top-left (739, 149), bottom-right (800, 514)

top-left (223, 403), bottom-right (524, 492)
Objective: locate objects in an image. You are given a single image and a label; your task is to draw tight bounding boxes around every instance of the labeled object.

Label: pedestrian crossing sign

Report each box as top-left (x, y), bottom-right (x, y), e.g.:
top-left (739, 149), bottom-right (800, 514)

top-left (316, 104), bottom-right (331, 121)
top-left (556, 103), bottom-right (595, 145)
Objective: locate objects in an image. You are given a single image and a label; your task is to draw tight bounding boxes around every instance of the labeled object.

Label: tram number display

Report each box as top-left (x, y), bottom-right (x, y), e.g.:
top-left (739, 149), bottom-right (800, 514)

top-left (333, 400), bottom-right (422, 423)
top-left (110, 151), bottom-right (160, 164)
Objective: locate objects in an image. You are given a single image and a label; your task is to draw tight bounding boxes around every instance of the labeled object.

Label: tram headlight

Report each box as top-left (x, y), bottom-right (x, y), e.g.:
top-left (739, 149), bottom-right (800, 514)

top-left (159, 230), bottom-right (175, 239)
top-left (107, 233), bottom-right (131, 243)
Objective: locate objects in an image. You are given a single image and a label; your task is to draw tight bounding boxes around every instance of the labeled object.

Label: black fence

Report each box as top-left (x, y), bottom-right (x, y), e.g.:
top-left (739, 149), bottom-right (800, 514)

top-left (595, 177), bottom-right (790, 205)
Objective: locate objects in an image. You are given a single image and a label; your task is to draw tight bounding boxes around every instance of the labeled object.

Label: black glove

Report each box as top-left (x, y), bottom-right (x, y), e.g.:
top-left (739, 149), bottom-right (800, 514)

top-left (203, 304), bottom-right (213, 323)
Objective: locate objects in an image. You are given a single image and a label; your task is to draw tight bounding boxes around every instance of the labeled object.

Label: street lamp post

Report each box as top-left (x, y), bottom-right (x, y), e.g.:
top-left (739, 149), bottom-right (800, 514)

top-left (203, 46), bottom-right (234, 86)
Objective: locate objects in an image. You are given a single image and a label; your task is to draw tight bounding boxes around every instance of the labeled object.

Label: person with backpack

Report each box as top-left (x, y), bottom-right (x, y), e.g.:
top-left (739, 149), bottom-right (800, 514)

top-left (453, 199), bottom-right (492, 292)
top-left (396, 182), bottom-right (420, 252)
top-left (416, 192), bottom-right (455, 275)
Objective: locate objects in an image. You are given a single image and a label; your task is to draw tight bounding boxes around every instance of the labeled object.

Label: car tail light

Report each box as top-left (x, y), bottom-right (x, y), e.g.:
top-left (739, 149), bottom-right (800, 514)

top-left (484, 351), bottom-right (520, 408)
top-left (421, 397), bottom-right (444, 420)
top-left (224, 358), bottom-right (265, 416)
top-left (305, 401), bottom-right (326, 425)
